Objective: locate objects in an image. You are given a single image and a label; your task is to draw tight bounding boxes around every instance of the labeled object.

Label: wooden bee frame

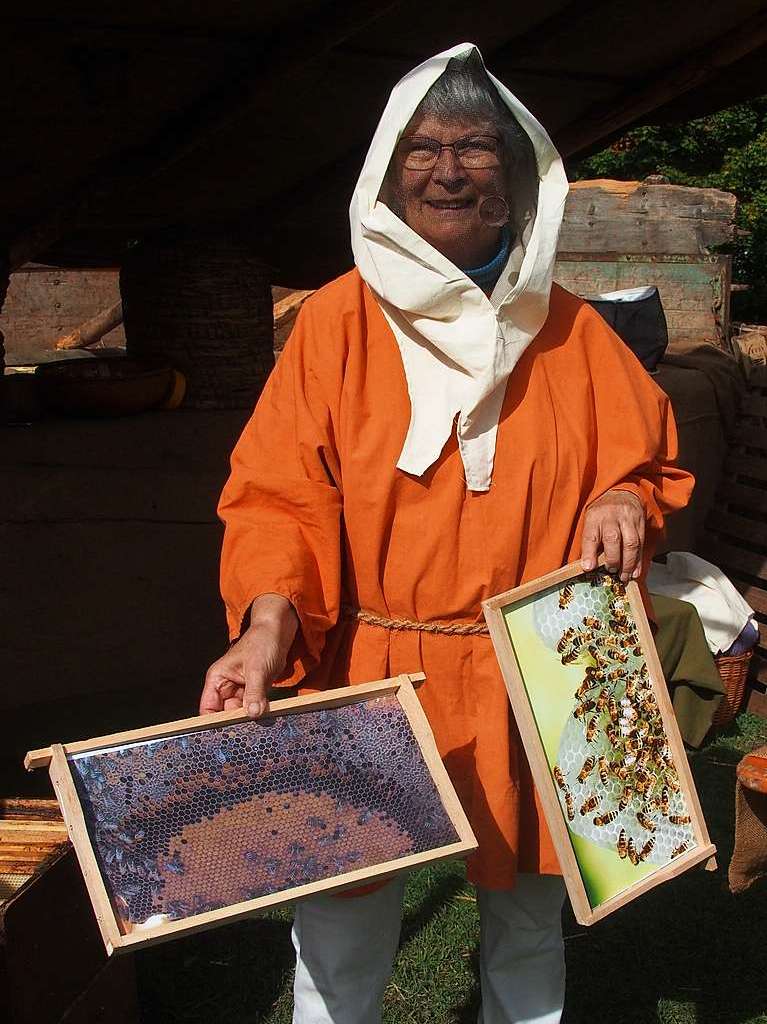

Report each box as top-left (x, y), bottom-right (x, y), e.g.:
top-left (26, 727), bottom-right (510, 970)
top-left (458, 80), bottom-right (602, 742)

top-left (25, 673), bottom-right (476, 955)
top-left (482, 562), bottom-right (716, 926)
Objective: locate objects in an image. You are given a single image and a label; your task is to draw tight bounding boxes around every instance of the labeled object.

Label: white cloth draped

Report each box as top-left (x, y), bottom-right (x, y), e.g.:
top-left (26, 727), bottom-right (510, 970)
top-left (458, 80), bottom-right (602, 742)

top-left (349, 42), bottom-right (569, 491)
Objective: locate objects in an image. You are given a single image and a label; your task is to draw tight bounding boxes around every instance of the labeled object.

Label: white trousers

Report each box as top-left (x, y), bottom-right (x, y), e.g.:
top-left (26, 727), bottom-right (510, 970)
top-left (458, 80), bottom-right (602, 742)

top-left (292, 873), bottom-right (566, 1024)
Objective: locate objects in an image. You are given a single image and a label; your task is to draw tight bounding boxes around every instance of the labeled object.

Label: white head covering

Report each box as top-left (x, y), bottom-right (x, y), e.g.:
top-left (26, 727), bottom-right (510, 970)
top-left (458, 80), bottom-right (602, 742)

top-left (349, 43), bottom-right (569, 491)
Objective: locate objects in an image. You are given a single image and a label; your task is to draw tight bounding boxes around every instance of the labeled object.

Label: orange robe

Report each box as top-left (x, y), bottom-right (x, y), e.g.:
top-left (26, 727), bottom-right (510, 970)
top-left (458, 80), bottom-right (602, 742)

top-left (218, 270), bottom-right (693, 889)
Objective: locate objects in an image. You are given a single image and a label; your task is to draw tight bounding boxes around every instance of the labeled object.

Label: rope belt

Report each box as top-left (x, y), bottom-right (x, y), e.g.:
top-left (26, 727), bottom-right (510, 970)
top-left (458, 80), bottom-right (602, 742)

top-left (342, 605), bottom-right (491, 636)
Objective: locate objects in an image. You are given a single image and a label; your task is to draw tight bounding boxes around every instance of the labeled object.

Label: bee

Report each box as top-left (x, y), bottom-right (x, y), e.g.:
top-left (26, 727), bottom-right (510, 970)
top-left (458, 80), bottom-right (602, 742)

top-left (561, 648), bottom-right (580, 665)
top-left (585, 664), bottom-right (606, 682)
top-left (634, 718), bottom-right (650, 738)
top-left (577, 755), bottom-right (596, 783)
top-left (606, 724), bottom-right (619, 748)
top-left (575, 676), bottom-right (597, 699)
top-left (671, 841), bottom-right (690, 859)
top-left (636, 747), bottom-right (653, 771)
top-left (553, 765), bottom-right (567, 791)
top-left (559, 584), bottom-right (574, 608)
top-left (594, 809), bottom-right (619, 826)
top-left (557, 627), bottom-right (578, 653)
top-left (659, 786), bottom-right (670, 815)
top-left (608, 697), bottom-right (619, 723)
top-left (667, 773), bottom-right (681, 794)
top-left (583, 616), bottom-right (603, 630)
top-left (607, 666), bottom-right (628, 682)
top-left (579, 795), bottom-right (600, 816)
top-left (594, 687), bottom-right (610, 712)
top-left (668, 813), bottom-right (691, 825)
top-left (639, 663), bottom-right (649, 680)
top-left (638, 837), bottom-right (656, 862)
top-left (624, 736), bottom-right (641, 754)
top-left (627, 837), bottom-right (640, 866)
top-left (573, 700), bottom-right (596, 719)
top-left (632, 646), bottom-right (643, 658)
top-left (618, 784), bottom-right (633, 810)
top-left (617, 829), bottom-right (628, 859)
top-left (636, 810), bottom-right (656, 832)
top-left (638, 692), bottom-right (655, 716)
top-left (625, 674), bottom-right (639, 698)
top-left (597, 756), bottom-right (610, 785)
top-left (564, 791), bottom-right (575, 821)
top-left (585, 715), bottom-right (599, 743)
top-left (604, 647), bottom-right (629, 664)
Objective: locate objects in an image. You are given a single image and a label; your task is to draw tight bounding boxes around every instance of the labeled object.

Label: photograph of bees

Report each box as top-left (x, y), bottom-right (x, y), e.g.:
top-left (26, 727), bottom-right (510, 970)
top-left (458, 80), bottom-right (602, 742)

top-left (483, 565), bottom-right (716, 924)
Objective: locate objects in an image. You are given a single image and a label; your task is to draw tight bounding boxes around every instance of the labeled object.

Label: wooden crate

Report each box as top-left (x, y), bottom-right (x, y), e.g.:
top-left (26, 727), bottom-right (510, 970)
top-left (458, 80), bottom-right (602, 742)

top-left (701, 380), bottom-right (767, 694)
top-left (0, 799), bottom-right (138, 1024)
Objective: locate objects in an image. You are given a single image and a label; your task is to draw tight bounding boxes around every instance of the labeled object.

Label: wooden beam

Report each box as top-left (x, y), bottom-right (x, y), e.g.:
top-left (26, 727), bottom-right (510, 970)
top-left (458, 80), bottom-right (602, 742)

top-left (8, 0), bottom-right (402, 270)
top-left (55, 300), bottom-right (123, 350)
top-left (556, 9), bottom-right (767, 157)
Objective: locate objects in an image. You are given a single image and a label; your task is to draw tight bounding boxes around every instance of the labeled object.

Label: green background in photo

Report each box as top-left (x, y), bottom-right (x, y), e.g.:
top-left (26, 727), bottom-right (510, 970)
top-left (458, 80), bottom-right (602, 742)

top-left (502, 588), bottom-right (656, 906)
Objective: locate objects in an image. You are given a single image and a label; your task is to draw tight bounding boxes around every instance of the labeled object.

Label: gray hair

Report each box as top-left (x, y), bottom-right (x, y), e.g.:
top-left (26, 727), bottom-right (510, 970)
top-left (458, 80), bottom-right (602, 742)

top-left (395, 51), bottom-right (539, 238)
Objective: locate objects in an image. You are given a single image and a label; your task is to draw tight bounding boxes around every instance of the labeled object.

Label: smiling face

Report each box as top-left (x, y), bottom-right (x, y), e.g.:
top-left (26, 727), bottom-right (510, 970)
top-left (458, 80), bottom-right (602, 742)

top-left (390, 114), bottom-right (510, 270)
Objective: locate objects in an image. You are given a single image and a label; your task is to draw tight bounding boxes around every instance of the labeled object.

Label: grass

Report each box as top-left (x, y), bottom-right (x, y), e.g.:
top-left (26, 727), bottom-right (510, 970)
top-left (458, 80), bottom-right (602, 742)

top-left (136, 712), bottom-right (767, 1024)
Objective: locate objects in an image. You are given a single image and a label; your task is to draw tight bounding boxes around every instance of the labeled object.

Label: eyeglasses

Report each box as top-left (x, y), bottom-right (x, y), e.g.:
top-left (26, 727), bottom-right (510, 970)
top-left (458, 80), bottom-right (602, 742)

top-left (398, 133), bottom-right (502, 171)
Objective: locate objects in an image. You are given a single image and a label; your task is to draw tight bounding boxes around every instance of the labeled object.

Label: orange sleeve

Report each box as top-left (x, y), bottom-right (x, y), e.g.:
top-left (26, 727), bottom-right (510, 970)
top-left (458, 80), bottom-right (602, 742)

top-left (575, 303), bottom-right (695, 567)
top-left (217, 301), bottom-right (343, 685)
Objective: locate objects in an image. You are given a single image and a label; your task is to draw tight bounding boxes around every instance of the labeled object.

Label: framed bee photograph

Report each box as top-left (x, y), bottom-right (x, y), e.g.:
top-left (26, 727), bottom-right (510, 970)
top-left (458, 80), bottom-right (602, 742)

top-left (482, 562), bottom-right (716, 926)
top-left (24, 673), bottom-right (476, 955)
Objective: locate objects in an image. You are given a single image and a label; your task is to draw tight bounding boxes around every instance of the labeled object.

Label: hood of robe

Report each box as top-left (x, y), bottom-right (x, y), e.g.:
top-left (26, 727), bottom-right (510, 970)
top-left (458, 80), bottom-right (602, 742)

top-left (349, 42), bottom-right (569, 491)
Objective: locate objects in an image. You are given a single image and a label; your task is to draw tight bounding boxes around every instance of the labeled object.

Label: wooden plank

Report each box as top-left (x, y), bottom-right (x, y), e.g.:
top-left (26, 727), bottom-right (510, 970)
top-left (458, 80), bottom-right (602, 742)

top-left (553, 256), bottom-right (730, 348)
top-left (0, 798), bottom-right (62, 821)
top-left (738, 585), bottom-right (767, 618)
top-left (48, 745), bottom-right (123, 955)
top-left (559, 181), bottom-right (736, 257)
top-left (730, 425), bottom-right (767, 453)
top-left (556, 8), bottom-right (767, 159)
top-left (25, 674), bottom-right (426, 770)
top-left (707, 509), bottom-right (767, 548)
top-left (717, 482), bottom-right (767, 517)
top-left (701, 539), bottom-right (767, 584)
top-left (729, 453), bottom-right (767, 484)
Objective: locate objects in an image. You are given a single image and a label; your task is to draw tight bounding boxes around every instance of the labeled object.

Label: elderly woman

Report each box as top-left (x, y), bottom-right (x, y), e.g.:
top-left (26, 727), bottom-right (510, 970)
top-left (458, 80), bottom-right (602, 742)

top-left (199, 44), bottom-right (691, 1024)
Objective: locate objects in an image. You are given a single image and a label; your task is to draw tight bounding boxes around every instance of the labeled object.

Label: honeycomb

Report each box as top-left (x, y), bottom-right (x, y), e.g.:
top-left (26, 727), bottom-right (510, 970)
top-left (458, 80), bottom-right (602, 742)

top-left (69, 694), bottom-right (458, 928)
top-left (535, 573), bottom-right (695, 867)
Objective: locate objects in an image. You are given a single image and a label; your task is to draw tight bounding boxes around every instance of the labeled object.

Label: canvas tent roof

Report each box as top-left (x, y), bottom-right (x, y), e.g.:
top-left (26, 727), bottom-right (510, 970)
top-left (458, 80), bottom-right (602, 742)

top-left (2, 0), bottom-right (767, 285)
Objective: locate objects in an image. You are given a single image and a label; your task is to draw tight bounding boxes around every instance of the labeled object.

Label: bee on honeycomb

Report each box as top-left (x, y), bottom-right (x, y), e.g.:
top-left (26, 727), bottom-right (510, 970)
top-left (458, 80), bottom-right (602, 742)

top-left (536, 574), bottom-right (695, 867)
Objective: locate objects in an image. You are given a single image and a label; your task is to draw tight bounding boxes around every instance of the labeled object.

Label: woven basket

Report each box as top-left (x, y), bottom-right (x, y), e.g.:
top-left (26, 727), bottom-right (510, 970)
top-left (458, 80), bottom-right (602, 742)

top-left (711, 649), bottom-right (753, 727)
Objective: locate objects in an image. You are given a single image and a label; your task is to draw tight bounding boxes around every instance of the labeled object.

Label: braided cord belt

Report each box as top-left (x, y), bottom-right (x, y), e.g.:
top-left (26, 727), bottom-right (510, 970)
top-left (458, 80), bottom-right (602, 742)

top-left (342, 605), bottom-right (490, 636)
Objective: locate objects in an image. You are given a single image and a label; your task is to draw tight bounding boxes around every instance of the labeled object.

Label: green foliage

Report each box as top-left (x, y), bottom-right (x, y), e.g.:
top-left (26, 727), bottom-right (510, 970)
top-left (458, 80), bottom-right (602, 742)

top-left (571, 98), bottom-right (767, 323)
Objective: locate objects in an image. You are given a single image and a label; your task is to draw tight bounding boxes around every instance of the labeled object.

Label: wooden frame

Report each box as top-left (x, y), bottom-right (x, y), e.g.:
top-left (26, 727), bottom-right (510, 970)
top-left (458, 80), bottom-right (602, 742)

top-left (482, 562), bottom-right (716, 926)
top-left (26, 673), bottom-right (477, 955)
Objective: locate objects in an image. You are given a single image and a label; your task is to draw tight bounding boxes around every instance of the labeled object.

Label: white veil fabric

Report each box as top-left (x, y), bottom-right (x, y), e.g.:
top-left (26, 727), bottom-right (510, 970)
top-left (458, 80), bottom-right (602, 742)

top-left (349, 42), bottom-right (569, 491)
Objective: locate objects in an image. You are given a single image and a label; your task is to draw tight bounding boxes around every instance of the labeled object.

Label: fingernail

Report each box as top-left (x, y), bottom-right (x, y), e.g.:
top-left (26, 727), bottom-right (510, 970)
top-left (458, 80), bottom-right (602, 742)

top-left (581, 559), bottom-right (594, 571)
top-left (248, 702), bottom-right (260, 718)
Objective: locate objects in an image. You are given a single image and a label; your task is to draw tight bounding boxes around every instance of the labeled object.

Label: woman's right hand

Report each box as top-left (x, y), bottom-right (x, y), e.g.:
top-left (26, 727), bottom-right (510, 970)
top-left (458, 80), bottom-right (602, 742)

top-left (199, 593), bottom-right (299, 719)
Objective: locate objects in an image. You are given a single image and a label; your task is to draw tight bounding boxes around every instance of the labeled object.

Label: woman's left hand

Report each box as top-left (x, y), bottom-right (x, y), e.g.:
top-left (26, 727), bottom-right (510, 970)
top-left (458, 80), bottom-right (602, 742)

top-left (580, 489), bottom-right (646, 582)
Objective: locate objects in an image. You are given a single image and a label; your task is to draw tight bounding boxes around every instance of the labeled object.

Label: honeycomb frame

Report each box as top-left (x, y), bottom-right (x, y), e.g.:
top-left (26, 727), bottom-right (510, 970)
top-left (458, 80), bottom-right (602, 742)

top-left (32, 674), bottom-right (477, 955)
top-left (483, 561), bottom-right (716, 927)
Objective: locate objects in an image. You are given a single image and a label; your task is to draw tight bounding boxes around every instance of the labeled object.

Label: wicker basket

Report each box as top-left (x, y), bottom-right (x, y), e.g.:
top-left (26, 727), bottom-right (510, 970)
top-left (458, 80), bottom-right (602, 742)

top-left (711, 649), bottom-right (753, 727)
